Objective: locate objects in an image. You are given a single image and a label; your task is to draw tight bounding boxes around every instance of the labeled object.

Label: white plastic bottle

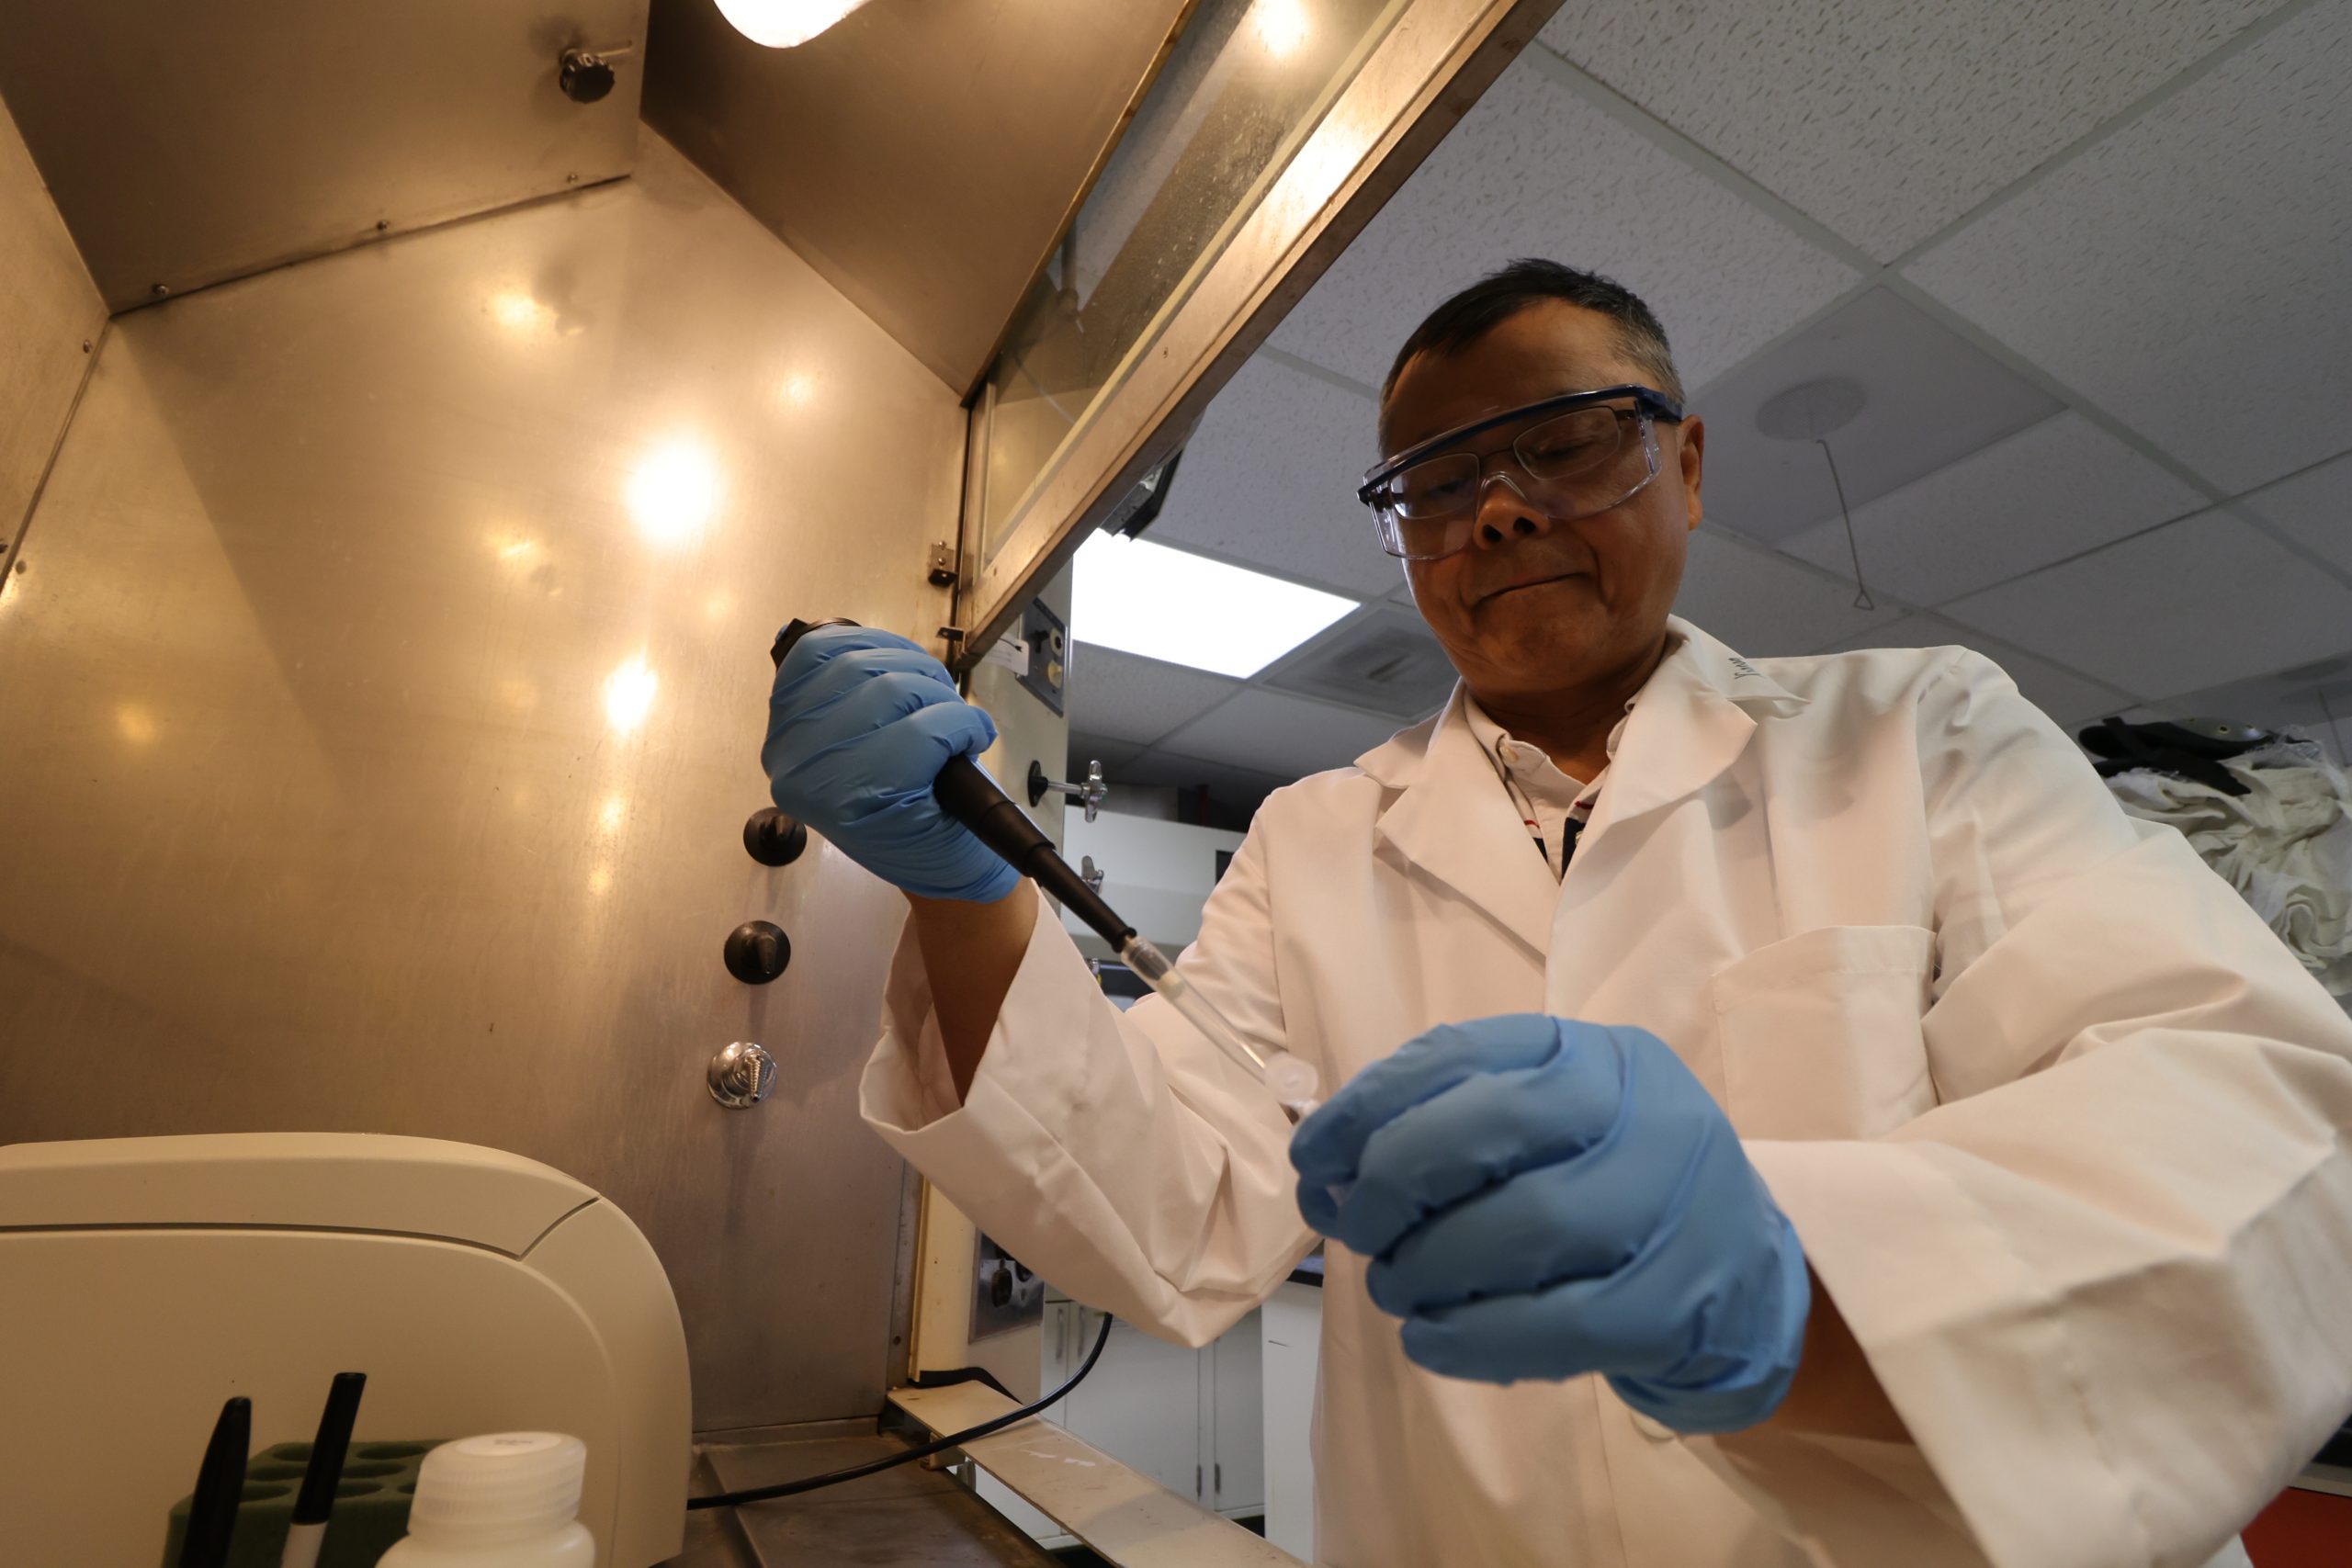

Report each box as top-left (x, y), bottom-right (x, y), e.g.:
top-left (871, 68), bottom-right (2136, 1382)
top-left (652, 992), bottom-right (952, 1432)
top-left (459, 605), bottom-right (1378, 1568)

top-left (378, 1433), bottom-right (596, 1567)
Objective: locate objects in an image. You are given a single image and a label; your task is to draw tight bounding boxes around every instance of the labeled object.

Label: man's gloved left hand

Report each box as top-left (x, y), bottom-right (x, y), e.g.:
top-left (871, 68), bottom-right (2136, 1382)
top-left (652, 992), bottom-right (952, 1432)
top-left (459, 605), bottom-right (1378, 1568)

top-left (1289, 1013), bottom-right (1810, 1434)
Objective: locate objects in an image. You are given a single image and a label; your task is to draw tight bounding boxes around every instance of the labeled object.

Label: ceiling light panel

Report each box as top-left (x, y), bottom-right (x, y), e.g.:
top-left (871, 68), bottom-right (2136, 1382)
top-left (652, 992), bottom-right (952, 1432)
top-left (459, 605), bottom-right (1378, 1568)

top-left (1070, 533), bottom-right (1358, 679)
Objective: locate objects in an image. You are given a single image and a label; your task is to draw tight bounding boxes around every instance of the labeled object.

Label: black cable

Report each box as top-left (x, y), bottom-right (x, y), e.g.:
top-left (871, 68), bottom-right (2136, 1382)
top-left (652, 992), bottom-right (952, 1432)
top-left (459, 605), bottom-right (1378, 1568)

top-left (685, 1311), bottom-right (1117, 1510)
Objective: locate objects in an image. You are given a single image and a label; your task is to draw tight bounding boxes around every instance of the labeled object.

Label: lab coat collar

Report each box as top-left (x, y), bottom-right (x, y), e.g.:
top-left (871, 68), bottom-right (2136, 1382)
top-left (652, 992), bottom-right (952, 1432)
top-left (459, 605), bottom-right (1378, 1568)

top-left (1353, 619), bottom-right (1804, 958)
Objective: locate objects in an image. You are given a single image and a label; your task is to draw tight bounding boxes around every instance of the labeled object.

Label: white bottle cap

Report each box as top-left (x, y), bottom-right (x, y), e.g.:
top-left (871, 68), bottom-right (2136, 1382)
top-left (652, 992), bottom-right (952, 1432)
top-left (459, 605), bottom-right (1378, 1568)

top-left (1263, 1051), bottom-right (1321, 1108)
top-left (407, 1433), bottom-right (587, 1547)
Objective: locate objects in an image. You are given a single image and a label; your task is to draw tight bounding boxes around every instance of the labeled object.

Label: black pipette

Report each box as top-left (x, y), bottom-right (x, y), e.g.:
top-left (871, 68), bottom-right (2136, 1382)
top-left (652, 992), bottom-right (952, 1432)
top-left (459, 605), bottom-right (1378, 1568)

top-left (768, 618), bottom-right (1320, 1111)
top-left (772, 618), bottom-right (1138, 948)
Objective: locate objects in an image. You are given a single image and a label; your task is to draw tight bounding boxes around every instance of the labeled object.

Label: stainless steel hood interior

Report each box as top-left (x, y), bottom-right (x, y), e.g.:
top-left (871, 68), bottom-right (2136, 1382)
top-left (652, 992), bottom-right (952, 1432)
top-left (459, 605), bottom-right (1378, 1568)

top-left (640, 0), bottom-right (1197, 392)
top-left (0, 0), bottom-right (650, 310)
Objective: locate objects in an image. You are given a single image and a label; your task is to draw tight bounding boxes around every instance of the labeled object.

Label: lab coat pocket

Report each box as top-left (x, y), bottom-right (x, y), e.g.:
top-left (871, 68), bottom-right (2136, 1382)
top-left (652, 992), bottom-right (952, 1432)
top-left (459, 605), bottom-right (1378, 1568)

top-left (1711, 925), bottom-right (1939, 1141)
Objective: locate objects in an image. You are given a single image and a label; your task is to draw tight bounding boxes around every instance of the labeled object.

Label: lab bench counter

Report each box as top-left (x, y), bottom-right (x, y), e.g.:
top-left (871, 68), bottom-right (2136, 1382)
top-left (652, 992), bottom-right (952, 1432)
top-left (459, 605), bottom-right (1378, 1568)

top-left (671, 1424), bottom-right (1057, 1568)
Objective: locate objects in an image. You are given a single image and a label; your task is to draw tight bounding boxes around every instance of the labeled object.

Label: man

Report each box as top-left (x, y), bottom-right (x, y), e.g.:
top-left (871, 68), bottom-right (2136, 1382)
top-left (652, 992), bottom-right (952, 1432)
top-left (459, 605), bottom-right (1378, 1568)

top-left (763, 261), bottom-right (2352, 1566)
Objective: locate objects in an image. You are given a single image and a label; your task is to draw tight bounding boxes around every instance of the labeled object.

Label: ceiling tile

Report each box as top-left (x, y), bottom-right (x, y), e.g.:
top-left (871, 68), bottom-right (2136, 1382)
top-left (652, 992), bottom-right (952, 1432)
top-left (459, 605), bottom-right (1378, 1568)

top-left (1694, 288), bottom-right (2062, 545)
top-left (1260, 605), bottom-right (1459, 720)
top-left (2139, 650), bottom-right (2352, 733)
top-left (1155, 688), bottom-right (1409, 780)
top-left (1811, 612), bottom-right (2136, 728)
top-left (1118, 748), bottom-right (1297, 818)
top-left (1905, 2), bottom-right (2352, 494)
top-left (1780, 412), bottom-right (2206, 604)
top-left (1539, 0), bottom-right (2290, 260)
top-left (1940, 510), bottom-right (2352, 695)
top-left (1064, 642), bottom-right (1241, 746)
top-left (1066, 733), bottom-right (1148, 775)
top-left (1267, 55), bottom-right (1854, 393)
top-left (1673, 527), bottom-right (1905, 656)
top-left (1145, 355), bottom-right (1403, 597)
top-left (2243, 448), bottom-right (2352, 575)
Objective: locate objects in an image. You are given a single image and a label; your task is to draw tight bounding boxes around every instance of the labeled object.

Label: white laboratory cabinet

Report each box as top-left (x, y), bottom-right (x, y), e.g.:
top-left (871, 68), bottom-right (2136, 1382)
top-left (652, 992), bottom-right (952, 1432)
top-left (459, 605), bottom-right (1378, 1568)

top-left (1260, 1280), bottom-right (1325, 1561)
top-left (978, 1299), bottom-right (1276, 1548)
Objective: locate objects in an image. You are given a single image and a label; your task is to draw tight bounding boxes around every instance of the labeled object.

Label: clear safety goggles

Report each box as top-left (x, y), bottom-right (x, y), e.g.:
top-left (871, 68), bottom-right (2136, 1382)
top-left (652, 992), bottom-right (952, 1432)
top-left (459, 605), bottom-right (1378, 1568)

top-left (1356, 385), bottom-right (1686, 561)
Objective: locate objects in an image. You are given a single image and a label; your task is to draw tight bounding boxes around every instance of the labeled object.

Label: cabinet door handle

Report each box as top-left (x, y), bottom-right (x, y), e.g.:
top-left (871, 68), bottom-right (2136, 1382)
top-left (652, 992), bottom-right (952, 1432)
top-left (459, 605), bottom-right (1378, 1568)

top-left (1214, 1461), bottom-right (1222, 1499)
top-left (1195, 1464), bottom-right (1204, 1499)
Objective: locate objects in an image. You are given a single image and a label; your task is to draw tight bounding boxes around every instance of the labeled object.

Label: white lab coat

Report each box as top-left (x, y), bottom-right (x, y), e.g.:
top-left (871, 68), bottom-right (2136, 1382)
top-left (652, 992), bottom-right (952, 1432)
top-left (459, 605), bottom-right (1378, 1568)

top-left (863, 618), bottom-right (2352, 1568)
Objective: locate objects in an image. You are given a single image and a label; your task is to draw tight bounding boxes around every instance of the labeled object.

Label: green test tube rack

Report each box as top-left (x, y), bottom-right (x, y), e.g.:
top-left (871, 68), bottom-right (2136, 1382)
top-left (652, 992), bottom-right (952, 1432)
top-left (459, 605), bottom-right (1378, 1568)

top-left (160, 1439), bottom-right (443, 1568)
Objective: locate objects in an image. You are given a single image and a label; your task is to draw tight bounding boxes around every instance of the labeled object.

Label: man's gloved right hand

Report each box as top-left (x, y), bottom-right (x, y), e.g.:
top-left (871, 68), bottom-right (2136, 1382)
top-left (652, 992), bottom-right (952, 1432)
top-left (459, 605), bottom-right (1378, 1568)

top-left (760, 624), bottom-right (1021, 903)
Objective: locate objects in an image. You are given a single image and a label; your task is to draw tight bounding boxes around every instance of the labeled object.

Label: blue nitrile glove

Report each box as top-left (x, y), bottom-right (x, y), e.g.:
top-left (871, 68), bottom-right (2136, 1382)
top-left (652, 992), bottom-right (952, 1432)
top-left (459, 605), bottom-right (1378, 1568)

top-left (1290, 1013), bottom-right (1810, 1433)
top-left (761, 624), bottom-right (1022, 903)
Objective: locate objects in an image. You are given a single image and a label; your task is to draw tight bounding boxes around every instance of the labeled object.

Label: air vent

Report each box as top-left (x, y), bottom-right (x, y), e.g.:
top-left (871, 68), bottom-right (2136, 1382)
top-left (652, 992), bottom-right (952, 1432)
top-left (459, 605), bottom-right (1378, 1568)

top-left (1264, 613), bottom-right (1457, 720)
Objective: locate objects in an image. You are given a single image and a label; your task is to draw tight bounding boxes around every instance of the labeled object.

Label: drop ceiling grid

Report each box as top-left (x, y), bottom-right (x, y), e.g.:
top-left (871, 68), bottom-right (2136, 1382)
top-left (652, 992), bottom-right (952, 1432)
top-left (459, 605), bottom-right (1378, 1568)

top-left (1520, 22), bottom-right (2349, 597)
top-left (1537, 0), bottom-right (2300, 262)
top-left (1776, 412), bottom-right (2210, 605)
top-left (1266, 54), bottom-right (1859, 393)
top-left (1079, 4), bottom-right (2346, 788)
top-left (1065, 643), bottom-right (1245, 749)
top-left (1939, 510), bottom-right (2352, 696)
top-left (1902, 0), bottom-right (2352, 501)
top-left (1139, 354), bottom-right (1406, 599)
top-left (2241, 450), bottom-right (2352, 575)
top-left (1811, 612), bottom-right (2138, 728)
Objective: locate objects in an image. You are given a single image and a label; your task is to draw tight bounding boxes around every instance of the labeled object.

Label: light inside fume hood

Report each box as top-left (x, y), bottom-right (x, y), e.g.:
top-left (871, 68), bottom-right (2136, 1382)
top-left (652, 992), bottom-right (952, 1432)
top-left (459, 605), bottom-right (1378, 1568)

top-left (714, 0), bottom-right (874, 48)
top-left (1071, 532), bottom-right (1355, 679)
top-left (626, 440), bottom-right (719, 548)
top-left (1250, 0), bottom-right (1312, 58)
top-left (492, 290), bottom-right (555, 334)
top-left (604, 655), bottom-right (660, 736)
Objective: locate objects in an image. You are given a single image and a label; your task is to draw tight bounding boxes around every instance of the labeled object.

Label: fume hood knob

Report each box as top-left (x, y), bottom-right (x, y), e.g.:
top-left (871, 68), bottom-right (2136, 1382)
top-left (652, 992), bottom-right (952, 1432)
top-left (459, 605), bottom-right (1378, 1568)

top-left (558, 42), bottom-right (636, 105)
top-left (1028, 759), bottom-right (1109, 824)
top-left (707, 1042), bottom-right (776, 1109)
top-left (742, 807), bottom-right (809, 867)
top-left (722, 920), bottom-right (792, 985)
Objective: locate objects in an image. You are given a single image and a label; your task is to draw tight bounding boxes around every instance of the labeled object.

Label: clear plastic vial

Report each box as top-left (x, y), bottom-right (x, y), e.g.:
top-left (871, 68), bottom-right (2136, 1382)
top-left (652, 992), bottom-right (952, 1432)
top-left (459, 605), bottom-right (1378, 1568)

top-left (378, 1433), bottom-right (596, 1568)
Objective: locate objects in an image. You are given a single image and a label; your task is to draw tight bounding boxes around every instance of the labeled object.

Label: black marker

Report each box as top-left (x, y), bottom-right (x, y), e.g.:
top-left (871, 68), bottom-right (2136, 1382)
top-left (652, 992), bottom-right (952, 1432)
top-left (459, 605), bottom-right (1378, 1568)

top-left (281, 1372), bottom-right (367, 1568)
top-left (178, 1395), bottom-right (251, 1568)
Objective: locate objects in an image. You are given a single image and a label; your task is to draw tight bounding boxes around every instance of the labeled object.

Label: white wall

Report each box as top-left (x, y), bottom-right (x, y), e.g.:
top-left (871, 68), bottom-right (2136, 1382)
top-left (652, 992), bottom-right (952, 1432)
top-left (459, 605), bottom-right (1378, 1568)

top-left (1059, 807), bottom-right (1246, 956)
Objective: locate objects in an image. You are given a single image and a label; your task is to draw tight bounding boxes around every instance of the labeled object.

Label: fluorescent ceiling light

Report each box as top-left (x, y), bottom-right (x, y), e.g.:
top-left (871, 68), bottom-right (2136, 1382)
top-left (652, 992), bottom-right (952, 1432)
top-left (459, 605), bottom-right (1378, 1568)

top-left (1071, 533), bottom-right (1356, 679)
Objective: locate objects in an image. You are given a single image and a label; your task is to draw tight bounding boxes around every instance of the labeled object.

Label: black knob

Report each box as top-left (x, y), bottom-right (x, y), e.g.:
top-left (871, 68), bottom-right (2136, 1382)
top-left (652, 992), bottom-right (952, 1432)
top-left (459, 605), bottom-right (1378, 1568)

top-left (989, 1267), bottom-right (1013, 1308)
top-left (742, 807), bottom-right (808, 867)
top-left (723, 920), bottom-right (792, 985)
top-left (559, 50), bottom-right (617, 104)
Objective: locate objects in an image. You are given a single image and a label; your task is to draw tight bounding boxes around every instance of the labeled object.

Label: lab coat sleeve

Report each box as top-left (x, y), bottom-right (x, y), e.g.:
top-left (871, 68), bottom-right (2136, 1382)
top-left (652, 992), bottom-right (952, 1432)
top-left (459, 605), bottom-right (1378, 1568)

top-left (860, 821), bottom-right (1317, 1348)
top-left (1715, 650), bottom-right (2352, 1568)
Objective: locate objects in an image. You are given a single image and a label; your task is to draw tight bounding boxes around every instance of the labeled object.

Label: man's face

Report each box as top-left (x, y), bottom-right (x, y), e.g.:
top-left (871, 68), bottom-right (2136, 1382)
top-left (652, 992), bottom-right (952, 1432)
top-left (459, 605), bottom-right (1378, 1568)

top-left (1380, 300), bottom-right (1705, 702)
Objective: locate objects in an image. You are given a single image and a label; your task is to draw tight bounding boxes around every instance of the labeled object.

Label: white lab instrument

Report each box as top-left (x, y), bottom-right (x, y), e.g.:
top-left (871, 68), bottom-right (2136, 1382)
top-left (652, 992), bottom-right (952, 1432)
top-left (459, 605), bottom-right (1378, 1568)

top-left (379, 1433), bottom-right (595, 1567)
top-left (864, 618), bottom-right (2345, 1568)
top-left (0, 1134), bottom-right (691, 1568)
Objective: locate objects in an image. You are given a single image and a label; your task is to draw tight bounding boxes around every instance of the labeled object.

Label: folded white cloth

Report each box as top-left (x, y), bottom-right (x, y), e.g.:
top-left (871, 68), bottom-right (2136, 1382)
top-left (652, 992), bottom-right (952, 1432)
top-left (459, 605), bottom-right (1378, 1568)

top-left (2107, 739), bottom-right (2352, 995)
